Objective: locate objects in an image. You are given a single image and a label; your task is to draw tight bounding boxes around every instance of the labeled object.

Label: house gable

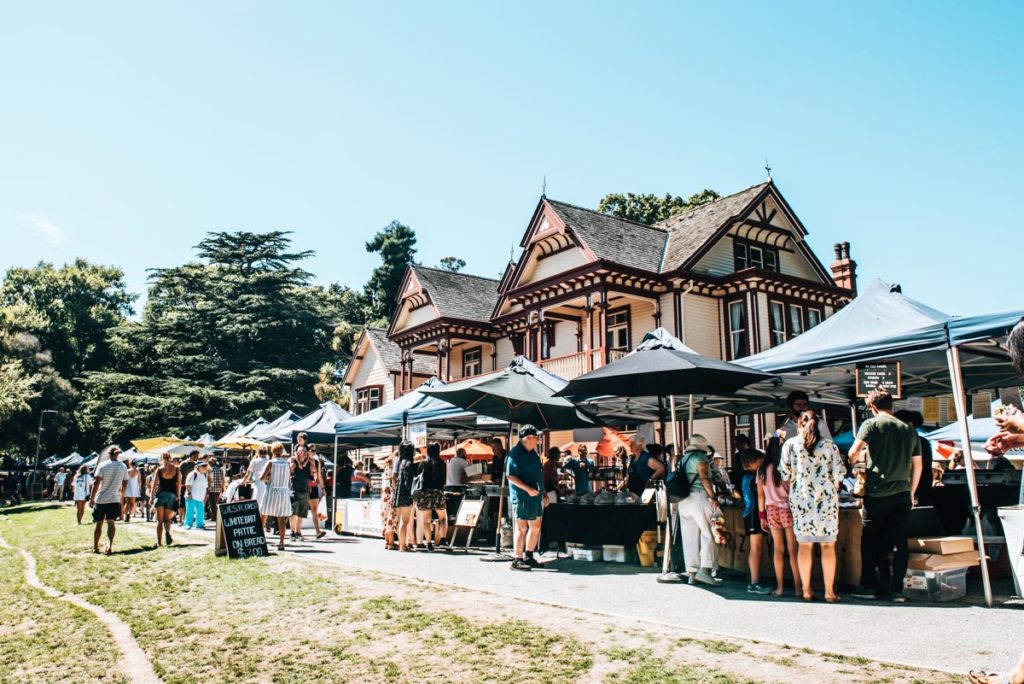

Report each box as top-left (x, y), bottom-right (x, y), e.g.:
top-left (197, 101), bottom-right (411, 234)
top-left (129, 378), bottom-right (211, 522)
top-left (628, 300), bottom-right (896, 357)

top-left (665, 182), bottom-right (834, 284)
top-left (388, 267), bottom-right (442, 336)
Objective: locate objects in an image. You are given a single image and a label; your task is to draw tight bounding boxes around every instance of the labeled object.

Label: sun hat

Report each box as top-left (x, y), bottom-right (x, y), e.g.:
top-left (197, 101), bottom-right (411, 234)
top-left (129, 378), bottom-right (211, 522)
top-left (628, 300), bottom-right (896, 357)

top-left (684, 435), bottom-right (711, 453)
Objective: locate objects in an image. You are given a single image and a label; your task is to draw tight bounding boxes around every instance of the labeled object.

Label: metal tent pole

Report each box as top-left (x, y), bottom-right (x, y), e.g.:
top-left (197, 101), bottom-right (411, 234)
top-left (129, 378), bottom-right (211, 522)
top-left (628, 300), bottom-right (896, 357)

top-left (946, 346), bottom-right (993, 607)
top-left (658, 395), bottom-right (683, 583)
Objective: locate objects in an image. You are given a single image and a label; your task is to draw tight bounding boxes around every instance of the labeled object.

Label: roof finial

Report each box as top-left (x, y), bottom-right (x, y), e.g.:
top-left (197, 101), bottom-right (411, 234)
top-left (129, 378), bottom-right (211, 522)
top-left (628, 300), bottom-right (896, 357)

top-left (765, 158), bottom-right (772, 182)
top-left (541, 174), bottom-right (547, 198)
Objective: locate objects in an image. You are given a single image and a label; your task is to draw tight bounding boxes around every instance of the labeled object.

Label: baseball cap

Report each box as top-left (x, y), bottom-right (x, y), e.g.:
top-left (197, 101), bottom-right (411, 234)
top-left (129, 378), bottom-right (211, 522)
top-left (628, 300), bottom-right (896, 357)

top-left (518, 424), bottom-right (539, 438)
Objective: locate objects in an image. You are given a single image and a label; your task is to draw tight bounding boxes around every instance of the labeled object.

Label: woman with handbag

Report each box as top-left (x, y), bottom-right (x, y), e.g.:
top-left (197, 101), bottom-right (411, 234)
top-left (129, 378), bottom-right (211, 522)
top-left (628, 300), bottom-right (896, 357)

top-left (391, 442), bottom-right (417, 552)
top-left (413, 444), bottom-right (448, 552)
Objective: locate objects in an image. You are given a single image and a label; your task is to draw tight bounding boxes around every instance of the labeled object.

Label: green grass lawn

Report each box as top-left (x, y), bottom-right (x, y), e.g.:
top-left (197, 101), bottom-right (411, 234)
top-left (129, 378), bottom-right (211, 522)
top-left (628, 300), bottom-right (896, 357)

top-left (0, 505), bottom-right (962, 684)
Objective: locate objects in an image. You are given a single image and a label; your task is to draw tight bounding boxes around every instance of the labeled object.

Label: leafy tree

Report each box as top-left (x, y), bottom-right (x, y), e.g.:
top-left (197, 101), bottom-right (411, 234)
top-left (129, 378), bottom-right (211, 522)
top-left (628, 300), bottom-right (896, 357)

top-left (313, 362), bottom-right (349, 409)
top-left (364, 221), bottom-right (416, 320)
top-left (79, 232), bottom-right (338, 443)
top-left (597, 189), bottom-right (720, 225)
top-left (0, 306), bottom-right (76, 459)
top-left (437, 256), bottom-right (465, 273)
top-left (0, 260), bottom-right (135, 380)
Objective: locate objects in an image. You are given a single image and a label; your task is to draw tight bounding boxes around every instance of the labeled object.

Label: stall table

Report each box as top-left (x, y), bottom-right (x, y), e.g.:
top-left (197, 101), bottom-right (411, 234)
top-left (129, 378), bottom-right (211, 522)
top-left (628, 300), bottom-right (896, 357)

top-left (542, 503), bottom-right (657, 548)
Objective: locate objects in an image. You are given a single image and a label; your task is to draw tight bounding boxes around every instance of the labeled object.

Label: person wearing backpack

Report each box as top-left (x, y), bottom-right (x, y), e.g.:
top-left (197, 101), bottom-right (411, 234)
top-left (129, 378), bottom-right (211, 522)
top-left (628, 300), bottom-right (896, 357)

top-left (413, 443), bottom-right (448, 552)
top-left (675, 435), bottom-right (722, 586)
top-left (391, 442), bottom-right (417, 552)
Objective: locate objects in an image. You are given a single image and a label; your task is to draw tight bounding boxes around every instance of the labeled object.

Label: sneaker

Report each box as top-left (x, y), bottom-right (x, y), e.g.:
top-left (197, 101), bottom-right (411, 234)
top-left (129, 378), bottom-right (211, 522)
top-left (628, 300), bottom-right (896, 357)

top-left (510, 559), bottom-right (533, 571)
top-left (850, 586), bottom-right (878, 600)
top-left (524, 555), bottom-right (541, 568)
top-left (316, 531), bottom-right (326, 540)
top-left (427, 542), bottom-right (435, 552)
top-left (694, 569), bottom-right (723, 586)
top-left (747, 582), bottom-right (772, 595)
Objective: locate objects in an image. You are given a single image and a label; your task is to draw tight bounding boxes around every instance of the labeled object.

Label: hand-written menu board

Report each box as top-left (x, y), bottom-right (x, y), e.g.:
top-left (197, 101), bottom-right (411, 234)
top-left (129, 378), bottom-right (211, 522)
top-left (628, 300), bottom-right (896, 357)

top-left (855, 362), bottom-right (902, 398)
top-left (217, 500), bottom-right (269, 559)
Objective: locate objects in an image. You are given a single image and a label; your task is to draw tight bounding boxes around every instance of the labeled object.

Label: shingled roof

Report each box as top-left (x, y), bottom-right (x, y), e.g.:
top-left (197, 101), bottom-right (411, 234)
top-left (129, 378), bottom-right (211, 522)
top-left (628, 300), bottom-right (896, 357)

top-left (545, 199), bottom-right (668, 273)
top-left (412, 265), bottom-right (500, 323)
top-left (656, 182), bottom-right (769, 271)
top-left (365, 328), bottom-right (437, 375)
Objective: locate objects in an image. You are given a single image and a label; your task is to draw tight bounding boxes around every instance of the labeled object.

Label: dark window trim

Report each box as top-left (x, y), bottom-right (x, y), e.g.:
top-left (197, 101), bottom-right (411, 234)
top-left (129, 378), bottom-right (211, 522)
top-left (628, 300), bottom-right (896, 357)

top-left (540, 323), bottom-right (557, 360)
top-left (768, 296), bottom-right (825, 342)
top-left (462, 345), bottom-right (482, 377)
top-left (733, 237), bottom-right (781, 274)
top-left (605, 305), bottom-right (632, 351)
top-left (355, 384), bottom-right (384, 416)
top-left (725, 297), bottom-right (749, 360)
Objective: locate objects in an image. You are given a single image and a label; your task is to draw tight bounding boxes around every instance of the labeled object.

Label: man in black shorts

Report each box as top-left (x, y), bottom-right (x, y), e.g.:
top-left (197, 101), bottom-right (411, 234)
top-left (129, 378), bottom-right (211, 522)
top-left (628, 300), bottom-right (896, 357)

top-left (89, 447), bottom-right (128, 555)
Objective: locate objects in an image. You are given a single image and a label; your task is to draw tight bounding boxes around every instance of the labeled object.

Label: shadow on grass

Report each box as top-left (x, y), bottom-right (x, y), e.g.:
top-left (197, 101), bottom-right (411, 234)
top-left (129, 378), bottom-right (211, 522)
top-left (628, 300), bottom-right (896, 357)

top-left (0, 503), bottom-right (65, 516)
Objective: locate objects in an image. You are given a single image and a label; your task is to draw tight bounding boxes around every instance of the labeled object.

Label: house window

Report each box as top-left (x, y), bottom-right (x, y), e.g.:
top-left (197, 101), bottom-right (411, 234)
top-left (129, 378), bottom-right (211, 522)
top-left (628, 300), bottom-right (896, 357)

top-left (355, 385), bottom-right (382, 415)
top-left (728, 300), bottom-right (748, 359)
top-left (734, 239), bottom-right (780, 273)
top-left (605, 308), bottom-right (630, 351)
top-left (789, 304), bottom-right (805, 337)
top-left (807, 307), bottom-right (822, 329)
top-left (511, 333), bottom-right (525, 356)
top-left (769, 301), bottom-right (787, 347)
top-left (463, 347), bottom-right (482, 377)
top-left (541, 324), bottom-right (556, 360)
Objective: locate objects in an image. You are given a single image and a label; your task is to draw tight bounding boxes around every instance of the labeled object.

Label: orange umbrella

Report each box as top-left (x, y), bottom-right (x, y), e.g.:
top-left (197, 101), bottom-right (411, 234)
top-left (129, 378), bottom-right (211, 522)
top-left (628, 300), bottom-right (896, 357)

top-left (440, 438), bottom-right (494, 462)
top-left (595, 428), bottom-right (630, 458)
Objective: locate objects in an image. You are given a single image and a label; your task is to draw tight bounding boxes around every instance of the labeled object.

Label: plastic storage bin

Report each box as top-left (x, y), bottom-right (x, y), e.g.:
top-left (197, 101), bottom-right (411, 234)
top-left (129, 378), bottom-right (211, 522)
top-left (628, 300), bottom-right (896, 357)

top-left (602, 544), bottom-right (639, 564)
top-left (568, 544), bottom-right (603, 561)
top-left (902, 567), bottom-right (967, 602)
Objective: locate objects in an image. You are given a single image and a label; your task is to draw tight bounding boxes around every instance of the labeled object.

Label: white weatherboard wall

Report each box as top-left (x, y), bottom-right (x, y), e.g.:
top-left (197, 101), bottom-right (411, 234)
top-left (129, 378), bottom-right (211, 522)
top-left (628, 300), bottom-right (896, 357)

top-left (779, 245), bottom-right (821, 281)
top-left (349, 343), bottom-right (393, 407)
top-left (524, 248), bottom-right (589, 284)
top-left (682, 294), bottom-right (721, 358)
top-left (495, 337), bottom-right (516, 368)
top-left (695, 238), bottom-right (733, 276)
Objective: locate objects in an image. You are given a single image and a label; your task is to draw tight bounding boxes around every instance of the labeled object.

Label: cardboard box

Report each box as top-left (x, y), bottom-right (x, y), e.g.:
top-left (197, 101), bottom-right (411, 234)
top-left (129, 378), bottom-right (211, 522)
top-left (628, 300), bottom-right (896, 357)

top-left (907, 550), bottom-right (980, 571)
top-left (908, 536), bottom-right (975, 555)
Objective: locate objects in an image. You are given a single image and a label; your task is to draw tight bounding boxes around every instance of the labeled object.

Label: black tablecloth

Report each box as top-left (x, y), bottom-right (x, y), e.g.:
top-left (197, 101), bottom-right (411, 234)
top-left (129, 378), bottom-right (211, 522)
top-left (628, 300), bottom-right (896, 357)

top-left (541, 503), bottom-right (657, 547)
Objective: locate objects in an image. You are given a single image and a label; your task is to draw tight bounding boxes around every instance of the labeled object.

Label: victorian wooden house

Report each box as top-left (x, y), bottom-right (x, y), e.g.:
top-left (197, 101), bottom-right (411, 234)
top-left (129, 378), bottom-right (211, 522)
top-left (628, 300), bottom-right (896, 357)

top-left (344, 180), bottom-right (857, 452)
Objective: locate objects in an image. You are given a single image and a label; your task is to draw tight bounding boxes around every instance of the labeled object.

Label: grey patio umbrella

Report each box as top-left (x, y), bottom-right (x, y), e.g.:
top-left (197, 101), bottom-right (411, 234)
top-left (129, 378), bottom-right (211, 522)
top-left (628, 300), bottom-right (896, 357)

top-left (557, 328), bottom-right (776, 581)
top-left (421, 356), bottom-right (595, 560)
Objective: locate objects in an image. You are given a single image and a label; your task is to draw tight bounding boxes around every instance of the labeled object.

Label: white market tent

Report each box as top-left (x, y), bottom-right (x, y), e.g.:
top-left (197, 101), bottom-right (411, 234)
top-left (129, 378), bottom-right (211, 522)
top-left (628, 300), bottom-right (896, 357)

top-left (739, 279), bottom-right (1024, 606)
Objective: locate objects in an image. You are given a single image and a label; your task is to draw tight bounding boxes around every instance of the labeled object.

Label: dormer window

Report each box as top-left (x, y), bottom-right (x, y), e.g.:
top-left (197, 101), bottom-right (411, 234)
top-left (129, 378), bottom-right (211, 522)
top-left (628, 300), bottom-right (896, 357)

top-left (734, 239), bottom-right (779, 273)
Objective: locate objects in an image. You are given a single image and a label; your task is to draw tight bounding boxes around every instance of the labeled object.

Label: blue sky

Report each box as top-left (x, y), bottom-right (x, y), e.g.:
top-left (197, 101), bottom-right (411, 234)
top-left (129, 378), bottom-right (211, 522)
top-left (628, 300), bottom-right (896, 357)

top-left (1, 2), bottom-right (1021, 315)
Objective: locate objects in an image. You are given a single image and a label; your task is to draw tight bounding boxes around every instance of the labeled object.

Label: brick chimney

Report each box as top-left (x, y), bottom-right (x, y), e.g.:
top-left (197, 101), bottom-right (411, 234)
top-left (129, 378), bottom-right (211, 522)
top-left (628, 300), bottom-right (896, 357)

top-left (830, 241), bottom-right (857, 293)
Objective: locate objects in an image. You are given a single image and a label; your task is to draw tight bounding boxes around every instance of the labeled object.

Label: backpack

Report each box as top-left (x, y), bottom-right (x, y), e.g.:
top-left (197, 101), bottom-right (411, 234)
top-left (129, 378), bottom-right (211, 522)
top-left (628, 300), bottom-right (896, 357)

top-left (410, 462), bottom-right (425, 497)
top-left (665, 453), bottom-right (695, 503)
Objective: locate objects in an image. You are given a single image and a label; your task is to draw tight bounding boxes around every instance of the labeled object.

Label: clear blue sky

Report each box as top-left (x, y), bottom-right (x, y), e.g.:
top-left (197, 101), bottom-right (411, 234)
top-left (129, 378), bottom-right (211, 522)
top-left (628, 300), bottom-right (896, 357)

top-left (2, 2), bottom-right (1021, 314)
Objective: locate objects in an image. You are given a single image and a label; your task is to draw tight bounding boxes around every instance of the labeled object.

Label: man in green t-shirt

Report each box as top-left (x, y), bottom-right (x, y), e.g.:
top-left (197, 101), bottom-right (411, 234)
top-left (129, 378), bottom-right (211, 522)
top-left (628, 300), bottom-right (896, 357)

top-left (848, 387), bottom-right (923, 602)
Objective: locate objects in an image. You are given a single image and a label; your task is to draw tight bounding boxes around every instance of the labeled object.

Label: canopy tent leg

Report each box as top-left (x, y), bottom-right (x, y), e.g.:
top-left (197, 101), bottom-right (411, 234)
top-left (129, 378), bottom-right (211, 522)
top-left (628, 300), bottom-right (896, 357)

top-left (849, 402), bottom-right (859, 435)
top-left (330, 436), bottom-right (339, 532)
top-left (946, 346), bottom-right (994, 607)
top-left (658, 395), bottom-right (684, 583)
top-left (688, 394), bottom-right (695, 438)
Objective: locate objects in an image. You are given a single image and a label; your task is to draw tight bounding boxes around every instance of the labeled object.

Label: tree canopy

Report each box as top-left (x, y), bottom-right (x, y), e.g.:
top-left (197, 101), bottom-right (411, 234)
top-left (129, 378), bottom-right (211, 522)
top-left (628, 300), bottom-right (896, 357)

top-left (597, 189), bottom-right (720, 225)
top-left (363, 220), bottom-right (416, 321)
top-left (77, 232), bottom-right (340, 443)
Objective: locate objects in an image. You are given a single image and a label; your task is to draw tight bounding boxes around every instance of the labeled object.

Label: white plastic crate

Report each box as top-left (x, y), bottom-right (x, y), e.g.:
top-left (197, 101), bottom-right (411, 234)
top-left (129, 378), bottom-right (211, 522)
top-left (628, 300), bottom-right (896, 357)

top-left (903, 567), bottom-right (967, 602)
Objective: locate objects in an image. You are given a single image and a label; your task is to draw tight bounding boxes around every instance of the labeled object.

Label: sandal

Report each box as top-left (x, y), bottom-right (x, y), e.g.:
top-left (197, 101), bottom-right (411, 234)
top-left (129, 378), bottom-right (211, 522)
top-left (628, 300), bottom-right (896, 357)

top-left (825, 594), bottom-right (841, 603)
top-left (802, 593), bottom-right (818, 602)
top-left (968, 671), bottom-right (1010, 684)
top-left (277, 543), bottom-right (285, 551)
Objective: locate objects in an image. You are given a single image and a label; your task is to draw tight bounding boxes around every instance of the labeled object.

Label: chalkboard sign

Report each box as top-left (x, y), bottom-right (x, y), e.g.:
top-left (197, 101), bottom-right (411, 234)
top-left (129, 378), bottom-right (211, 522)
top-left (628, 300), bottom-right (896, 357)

top-left (855, 362), bottom-right (902, 399)
top-left (216, 500), bottom-right (269, 559)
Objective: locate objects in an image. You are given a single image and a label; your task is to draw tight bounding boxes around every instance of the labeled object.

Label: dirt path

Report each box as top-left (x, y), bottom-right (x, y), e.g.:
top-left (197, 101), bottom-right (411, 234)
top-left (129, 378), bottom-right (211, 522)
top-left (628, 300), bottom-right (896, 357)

top-left (0, 529), bottom-right (162, 684)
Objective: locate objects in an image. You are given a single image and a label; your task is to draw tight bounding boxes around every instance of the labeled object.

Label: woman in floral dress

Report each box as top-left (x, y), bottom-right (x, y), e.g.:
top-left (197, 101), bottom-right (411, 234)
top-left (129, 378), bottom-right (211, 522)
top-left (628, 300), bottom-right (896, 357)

top-left (779, 410), bottom-right (845, 603)
top-left (380, 449), bottom-right (399, 550)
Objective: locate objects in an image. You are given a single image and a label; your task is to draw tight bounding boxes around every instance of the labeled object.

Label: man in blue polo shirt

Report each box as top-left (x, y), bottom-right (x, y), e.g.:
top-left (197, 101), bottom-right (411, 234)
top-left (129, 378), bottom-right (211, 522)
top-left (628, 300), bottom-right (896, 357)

top-left (506, 424), bottom-right (546, 571)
